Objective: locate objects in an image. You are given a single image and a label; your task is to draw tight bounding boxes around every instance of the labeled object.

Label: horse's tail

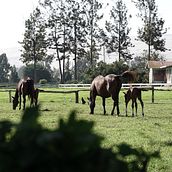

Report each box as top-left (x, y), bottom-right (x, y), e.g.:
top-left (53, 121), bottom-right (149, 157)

top-left (120, 71), bottom-right (137, 83)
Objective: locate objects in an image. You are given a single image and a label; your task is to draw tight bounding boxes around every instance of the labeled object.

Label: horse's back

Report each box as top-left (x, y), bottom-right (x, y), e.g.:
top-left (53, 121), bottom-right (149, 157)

top-left (90, 75), bottom-right (110, 98)
top-left (17, 78), bottom-right (34, 96)
top-left (105, 74), bottom-right (122, 94)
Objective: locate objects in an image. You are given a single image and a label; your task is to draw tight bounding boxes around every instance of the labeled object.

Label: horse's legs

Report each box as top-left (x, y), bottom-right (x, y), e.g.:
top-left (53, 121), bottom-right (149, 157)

top-left (90, 96), bottom-right (96, 114)
top-left (139, 98), bottom-right (144, 116)
top-left (135, 99), bottom-right (138, 116)
top-left (111, 98), bottom-right (119, 116)
top-left (23, 95), bottom-right (26, 110)
top-left (116, 99), bottom-right (120, 116)
top-left (111, 101), bottom-right (115, 116)
top-left (30, 96), bottom-right (34, 107)
top-left (125, 101), bottom-right (129, 117)
top-left (102, 97), bottom-right (106, 115)
top-left (35, 98), bottom-right (38, 106)
top-left (19, 94), bottom-right (21, 110)
top-left (131, 100), bottom-right (134, 117)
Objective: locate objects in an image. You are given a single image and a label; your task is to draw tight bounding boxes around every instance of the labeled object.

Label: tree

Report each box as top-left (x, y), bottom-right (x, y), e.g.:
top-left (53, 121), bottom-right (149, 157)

top-left (104, 0), bottom-right (133, 62)
top-left (20, 8), bottom-right (48, 83)
top-left (130, 51), bottom-right (149, 83)
top-left (83, 60), bottom-right (129, 83)
top-left (18, 64), bottom-right (52, 82)
top-left (40, 0), bottom-right (72, 83)
top-left (134, 0), bottom-right (168, 61)
top-left (82, 0), bottom-right (103, 68)
top-left (0, 53), bottom-right (11, 83)
top-left (67, 0), bottom-right (88, 81)
top-left (9, 65), bottom-right (20, 83)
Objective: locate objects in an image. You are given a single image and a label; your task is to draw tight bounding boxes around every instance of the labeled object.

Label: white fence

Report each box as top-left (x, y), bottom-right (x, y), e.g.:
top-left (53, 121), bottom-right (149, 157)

top-left (58, 83), bottom-right (172, 89)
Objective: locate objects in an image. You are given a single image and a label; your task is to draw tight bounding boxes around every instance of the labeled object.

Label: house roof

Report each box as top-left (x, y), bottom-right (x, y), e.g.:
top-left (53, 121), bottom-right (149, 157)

top-left (147, 61), bottom-right (172, 69)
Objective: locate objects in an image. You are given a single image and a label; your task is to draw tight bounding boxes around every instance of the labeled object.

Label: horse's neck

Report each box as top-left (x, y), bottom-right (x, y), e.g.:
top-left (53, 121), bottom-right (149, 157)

top-left (14, 89), bottom-right (19, 99)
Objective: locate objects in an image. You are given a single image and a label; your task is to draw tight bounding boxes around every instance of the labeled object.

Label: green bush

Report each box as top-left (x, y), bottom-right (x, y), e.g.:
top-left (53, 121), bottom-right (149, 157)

top-left (39, 79), bottom-right (48, 84)
top-left (0, 107), bottom-right (159, 172)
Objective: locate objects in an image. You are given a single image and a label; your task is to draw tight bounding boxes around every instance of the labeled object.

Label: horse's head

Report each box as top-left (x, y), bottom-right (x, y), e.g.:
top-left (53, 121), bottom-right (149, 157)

top-left (12, 96), bottom-right (19, 110)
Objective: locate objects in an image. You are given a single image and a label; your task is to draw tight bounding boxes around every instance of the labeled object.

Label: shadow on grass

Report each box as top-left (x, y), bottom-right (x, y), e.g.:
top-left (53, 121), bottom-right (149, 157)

top-left (0, 106), bottom-right (160, 171)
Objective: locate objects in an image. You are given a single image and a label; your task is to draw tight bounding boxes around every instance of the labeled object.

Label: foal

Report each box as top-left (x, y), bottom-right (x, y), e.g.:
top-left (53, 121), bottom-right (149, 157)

top-left (123, 87), bottom-right (144, 117)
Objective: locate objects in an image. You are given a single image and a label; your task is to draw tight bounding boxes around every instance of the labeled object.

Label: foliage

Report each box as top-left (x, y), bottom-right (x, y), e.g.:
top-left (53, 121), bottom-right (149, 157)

top-left (0, 53), bottom-right (11, 83)
top-left (130, 51), bottom-right (149, 83)
top-left (9, 65), bottom-right (20, 83)
top-left (0, 106), bottom-right (159, 172)
top-left (20, 7), bottom-right (48, 82)
top-left (81, 0), bottom-right (104, 67)
top-left (134, 0), bottom-right (167, 60)
top-left (18, 64), bottom-right (52, 82)
top-left (104, 0), bottom-right (133, 61)
top-left (39, 79), bottom-right (48, 84)
top-left (83, 60), bottom-right (129, 83)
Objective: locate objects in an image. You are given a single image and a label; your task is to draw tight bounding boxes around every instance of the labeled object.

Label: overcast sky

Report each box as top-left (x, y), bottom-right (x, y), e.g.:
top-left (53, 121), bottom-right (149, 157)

top-left (0, 0), bottom-right (172, 66)
top-left (0, 0), bottom-right (172, 49)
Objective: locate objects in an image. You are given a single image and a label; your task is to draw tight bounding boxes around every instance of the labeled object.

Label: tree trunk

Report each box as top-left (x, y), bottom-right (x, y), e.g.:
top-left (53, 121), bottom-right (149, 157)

top-left (90, 0), bottom-right (94, 67)
top-left (62, 24), bottom-right (66, 83)
top-left (74, 22), bottom-right (77, 81)
top-left (33, 39), bottom-right (37, 83)
top-left (118, 23), bottom-right (121, 61)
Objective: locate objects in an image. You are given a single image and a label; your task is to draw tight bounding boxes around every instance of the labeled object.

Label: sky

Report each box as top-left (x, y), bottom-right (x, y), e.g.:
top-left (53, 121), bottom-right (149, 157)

top-left (0, 0), bottom-right (172, 67)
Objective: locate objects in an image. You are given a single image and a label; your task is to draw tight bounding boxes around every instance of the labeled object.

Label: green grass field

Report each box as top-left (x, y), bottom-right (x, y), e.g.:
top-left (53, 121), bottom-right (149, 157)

top-left (1, 88), bottom-right (172, 172)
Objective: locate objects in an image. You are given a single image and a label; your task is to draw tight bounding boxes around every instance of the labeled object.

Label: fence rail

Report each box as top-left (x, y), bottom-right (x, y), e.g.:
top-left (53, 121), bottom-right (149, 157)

top-left (1, 83), bottom-right (172, 104)
top-left (58, 83), bottom-right (172, 89)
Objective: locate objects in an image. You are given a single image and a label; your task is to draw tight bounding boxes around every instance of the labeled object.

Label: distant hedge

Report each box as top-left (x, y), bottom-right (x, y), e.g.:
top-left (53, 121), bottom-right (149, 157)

top-left (0, 106), bottom-right (159, 172)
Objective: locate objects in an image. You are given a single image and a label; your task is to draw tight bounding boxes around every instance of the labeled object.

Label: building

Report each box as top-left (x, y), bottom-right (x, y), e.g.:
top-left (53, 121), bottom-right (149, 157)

top-left (147, 61), bottom-right (172, 83)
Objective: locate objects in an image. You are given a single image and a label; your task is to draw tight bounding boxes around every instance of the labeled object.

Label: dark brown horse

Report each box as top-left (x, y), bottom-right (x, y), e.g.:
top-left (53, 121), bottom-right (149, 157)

top-left (123, 87), bottom-right (144, 117)
top-left (12, 77), bottom-right (35, 110)
top-left (89, 71), bottom-right (135, 116)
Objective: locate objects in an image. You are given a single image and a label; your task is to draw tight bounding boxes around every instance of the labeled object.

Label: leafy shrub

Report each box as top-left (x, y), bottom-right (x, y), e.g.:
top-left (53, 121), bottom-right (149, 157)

top-left (0, 107), bottom-right (159, 172)
top-left (39, 79), bottom-right (47, 84)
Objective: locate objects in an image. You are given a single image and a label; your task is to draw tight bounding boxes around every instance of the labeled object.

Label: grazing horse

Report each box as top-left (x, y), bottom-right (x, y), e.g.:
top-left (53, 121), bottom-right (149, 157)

top-left (89, 71), bottom-right (135, 116)
top-left (12, 77), bottom-right (34, 110)
top-left (123, 87), bottom-right (144, 117)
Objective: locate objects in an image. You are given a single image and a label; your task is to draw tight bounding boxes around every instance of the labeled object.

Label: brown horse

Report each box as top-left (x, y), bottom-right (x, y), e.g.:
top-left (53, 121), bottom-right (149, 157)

top-left (123, 87), bottom-right (144, 117)
top-left (89, 71), bottom-right (135, 116)
top-left (12, 77), bottom-right (35, 110)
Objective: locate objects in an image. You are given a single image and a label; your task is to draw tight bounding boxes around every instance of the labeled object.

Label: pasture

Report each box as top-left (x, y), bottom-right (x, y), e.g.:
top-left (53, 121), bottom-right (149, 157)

top-left (0, 88), bottom-right (172, 172)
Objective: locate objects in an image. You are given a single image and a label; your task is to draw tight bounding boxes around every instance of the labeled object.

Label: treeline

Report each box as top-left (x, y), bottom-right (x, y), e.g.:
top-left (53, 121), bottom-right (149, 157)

top-left (3, 0), bottom-right (169, 83)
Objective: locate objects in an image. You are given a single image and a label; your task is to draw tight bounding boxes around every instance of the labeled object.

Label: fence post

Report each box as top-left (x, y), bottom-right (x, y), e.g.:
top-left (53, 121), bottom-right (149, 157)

top-left (75, 91), bottom-right (79, 103)
top-left (9, 90), bottom-right (12, 103)
top-left (151, 86), bottom-right (154, 103)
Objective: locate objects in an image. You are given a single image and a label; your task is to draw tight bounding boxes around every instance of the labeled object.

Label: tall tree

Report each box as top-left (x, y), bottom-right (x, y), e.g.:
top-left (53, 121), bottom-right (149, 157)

top-left (82, 0), bottom-right (103, 68)
top-left (40, 0), bottom-right (71, 83)
top-left (20, 8), bottom-right (47, 83)
top-left (133, 0), bottom-right (167, 61)
top-left (67, 0), bottom-right (87, 81)
top-left (104, 0), bottom-right (133, 62)
top-left (0, 53), bottom-right (11, 83)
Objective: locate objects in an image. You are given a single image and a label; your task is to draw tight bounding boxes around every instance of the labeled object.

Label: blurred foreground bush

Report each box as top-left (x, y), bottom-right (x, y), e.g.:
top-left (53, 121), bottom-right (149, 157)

top-left (0, 107), bottom-right (159, 172)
